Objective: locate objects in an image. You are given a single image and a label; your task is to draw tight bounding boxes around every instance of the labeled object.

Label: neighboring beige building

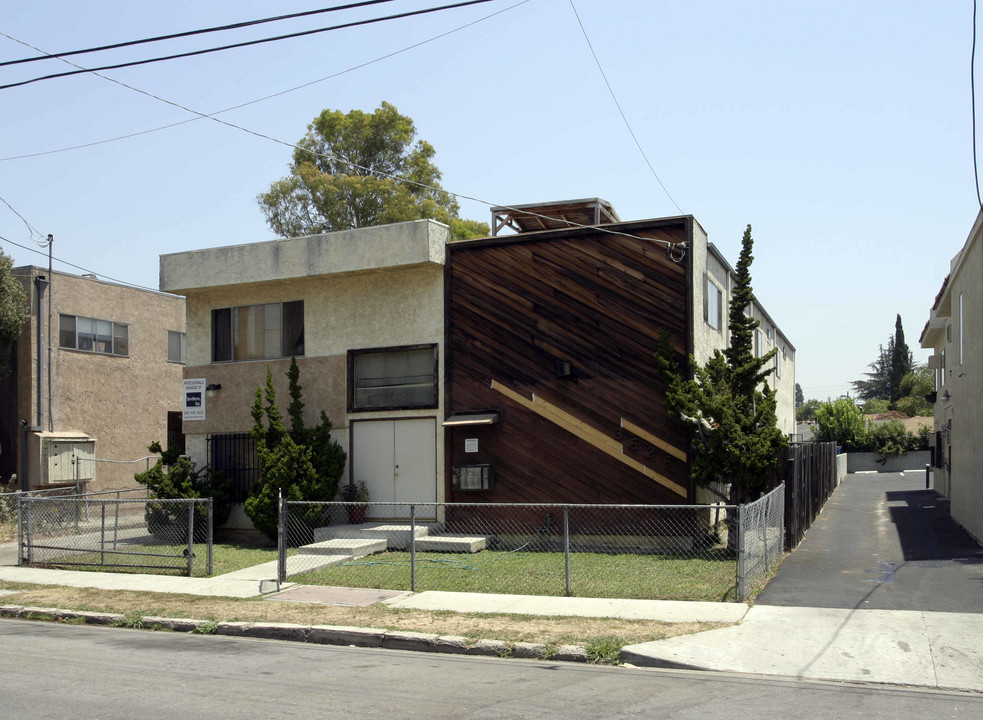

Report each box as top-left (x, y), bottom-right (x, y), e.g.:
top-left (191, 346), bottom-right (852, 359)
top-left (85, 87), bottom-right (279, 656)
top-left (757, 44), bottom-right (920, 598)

top-left (159, 220), bottom-right (448, 526)
top-left (690, 229), bottom-right (796, 437)
top-left (0, 267), bottom-right (186, 491)
top-left (920, 208), bottom-right (983, 543)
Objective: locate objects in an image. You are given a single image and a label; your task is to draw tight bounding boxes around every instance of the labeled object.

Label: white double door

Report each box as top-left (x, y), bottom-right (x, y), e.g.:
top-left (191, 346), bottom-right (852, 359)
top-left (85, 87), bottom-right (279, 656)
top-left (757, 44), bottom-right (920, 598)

top-left (352, 418), bottom-right (436, 518)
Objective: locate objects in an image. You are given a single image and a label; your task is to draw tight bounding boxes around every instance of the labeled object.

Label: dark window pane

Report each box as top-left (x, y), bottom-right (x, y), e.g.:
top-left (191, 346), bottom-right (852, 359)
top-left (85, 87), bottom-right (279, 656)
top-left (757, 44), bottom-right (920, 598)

top-left (212, 308), bottom-right (232, 362)
top-left (352, 346), bottom-right (436, 410)
top-left (113, 323), bottom-right (128, 356)
top-left (282, 301), bottom-right (304, 357)
top-left (59, 315), bottom-right (76, 349)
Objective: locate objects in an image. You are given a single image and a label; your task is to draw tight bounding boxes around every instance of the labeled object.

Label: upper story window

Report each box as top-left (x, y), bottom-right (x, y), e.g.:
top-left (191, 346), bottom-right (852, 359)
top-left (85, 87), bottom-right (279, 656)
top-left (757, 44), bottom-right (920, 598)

top-left (349, 344), bottom-right (437, 412)
top-left (775, 351), bottom-right (782, 378)
top-left (59, 315), bottom-right (128, 357)
top-left (211, 301), bottom-right (304, 362)
top-left (168, 330), bottom-right (186, 364)
top-left (704, 277), bottom-right (722, 331)
top-left (754, 329), bottom-right (763, 358)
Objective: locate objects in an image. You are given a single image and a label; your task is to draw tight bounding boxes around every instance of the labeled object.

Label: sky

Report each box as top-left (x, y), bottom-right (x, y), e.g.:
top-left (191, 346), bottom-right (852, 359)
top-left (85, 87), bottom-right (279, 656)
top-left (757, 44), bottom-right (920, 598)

top-left (0, 0), bottom-right (979, 401)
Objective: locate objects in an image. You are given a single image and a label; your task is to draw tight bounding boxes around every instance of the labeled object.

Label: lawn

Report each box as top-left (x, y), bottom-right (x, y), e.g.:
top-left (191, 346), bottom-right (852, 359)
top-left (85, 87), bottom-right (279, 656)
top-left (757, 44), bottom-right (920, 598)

top-left (289, 549), bottom-right (737, 602)
top-left (26, 542), bottom-right (282, 578)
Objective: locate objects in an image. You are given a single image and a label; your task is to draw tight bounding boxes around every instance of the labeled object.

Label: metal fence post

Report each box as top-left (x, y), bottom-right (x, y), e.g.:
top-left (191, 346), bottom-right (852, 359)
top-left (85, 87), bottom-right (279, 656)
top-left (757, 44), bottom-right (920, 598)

top-left (925, 464), bottom-right (931, 490)
top-left (563, 506), bottom-right (571, 597)
top-left (16, 496), bottom-right (24, 566)
top-left (207, 498), bottom-right (214, 577)
top-left (277, 491), bottom-right (287, 585)
top-left (410, 504), bottom-right (416, 593)
top-left (737, 504), bottom-right (746, 602)
top-left (186, 499), bottom-right (195, 577)
top-left (100, 502), bottom-right (106, 566)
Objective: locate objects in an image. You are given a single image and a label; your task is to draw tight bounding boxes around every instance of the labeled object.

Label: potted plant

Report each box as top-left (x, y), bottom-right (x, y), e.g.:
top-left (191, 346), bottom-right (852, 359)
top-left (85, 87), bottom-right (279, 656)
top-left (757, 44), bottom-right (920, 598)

top-left (342, 480), bottom-right (369, 524)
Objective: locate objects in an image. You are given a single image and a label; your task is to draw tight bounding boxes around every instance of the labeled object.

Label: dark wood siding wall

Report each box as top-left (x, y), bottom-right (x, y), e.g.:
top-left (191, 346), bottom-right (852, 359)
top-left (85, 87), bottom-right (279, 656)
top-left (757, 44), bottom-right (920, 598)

top-left (446, 222), bottom-right (692, 505)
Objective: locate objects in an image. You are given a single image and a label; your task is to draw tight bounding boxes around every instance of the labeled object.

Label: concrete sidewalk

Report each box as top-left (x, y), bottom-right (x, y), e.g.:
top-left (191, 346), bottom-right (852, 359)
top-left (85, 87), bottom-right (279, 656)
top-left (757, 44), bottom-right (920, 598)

top-left (621, 604), bottom-right (983, 692)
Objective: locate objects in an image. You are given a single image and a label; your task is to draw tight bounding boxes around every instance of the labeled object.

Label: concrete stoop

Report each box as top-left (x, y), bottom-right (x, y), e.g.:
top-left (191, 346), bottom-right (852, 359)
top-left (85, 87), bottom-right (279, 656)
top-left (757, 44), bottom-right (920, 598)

top-left (307, 523), bottom-right (491, 555)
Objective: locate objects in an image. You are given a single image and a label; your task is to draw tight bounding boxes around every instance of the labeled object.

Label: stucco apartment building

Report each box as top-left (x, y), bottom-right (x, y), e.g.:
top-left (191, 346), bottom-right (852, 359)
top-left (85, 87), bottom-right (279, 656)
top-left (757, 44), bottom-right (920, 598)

top-left (160, 199), bottom-right (795, 524)
top-left (920, 208), bottom-right (983, 543)
top-left (0, 267), bottom-right (186, 491)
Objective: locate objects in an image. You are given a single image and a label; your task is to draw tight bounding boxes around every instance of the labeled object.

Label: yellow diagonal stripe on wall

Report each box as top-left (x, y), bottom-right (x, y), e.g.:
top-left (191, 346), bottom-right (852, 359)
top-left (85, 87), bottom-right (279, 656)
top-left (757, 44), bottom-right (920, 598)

top-left (620, 419), bottom-right (687, 462)
top-left (490, 380), bottom-right (687, 498)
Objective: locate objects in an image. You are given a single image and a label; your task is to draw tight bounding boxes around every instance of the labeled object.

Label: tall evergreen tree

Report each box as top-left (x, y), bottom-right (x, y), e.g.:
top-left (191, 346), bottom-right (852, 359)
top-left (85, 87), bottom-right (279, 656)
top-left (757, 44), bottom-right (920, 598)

top-left (657, 225), bottom-right (787, 512)
top-left (888, 314), bottom-right (912, 403)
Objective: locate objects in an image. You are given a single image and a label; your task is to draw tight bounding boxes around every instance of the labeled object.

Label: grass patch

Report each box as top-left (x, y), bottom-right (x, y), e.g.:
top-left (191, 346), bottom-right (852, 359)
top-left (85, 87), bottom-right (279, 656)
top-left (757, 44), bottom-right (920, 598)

top-left (0, 580), bottom-right (727, 651)
top-left (28, 543), bottom-right (282, 578)
top-left (289, 550), bottom-right (736, 602)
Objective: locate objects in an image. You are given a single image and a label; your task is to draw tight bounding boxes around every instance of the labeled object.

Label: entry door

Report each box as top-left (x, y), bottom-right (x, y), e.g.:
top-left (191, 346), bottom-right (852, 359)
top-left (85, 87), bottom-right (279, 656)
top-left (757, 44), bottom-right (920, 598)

top-left (353, 418), bottom-right (436, 518)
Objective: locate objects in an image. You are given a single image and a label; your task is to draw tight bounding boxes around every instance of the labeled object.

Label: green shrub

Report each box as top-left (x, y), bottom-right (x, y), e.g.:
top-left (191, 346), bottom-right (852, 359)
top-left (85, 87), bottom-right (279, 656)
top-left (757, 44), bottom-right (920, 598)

top-left (245, 360), bottom-right (346, 541)
top-left (135, 442), bottom-right (233, 540)
top-left (815, 398), bottom-right (867, 450)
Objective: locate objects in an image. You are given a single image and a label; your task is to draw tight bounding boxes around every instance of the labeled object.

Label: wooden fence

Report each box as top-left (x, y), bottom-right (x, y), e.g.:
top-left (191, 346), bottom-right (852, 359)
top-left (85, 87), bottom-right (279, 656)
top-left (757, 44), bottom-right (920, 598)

top-left (774, 442), bottom-right (837, 550)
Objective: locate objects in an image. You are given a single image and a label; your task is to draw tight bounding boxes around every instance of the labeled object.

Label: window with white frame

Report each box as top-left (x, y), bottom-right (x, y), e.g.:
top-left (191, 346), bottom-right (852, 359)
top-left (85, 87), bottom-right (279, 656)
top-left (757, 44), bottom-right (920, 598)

top-left (775, 352), bottom-right (782, 378)
top-left (754, 329), bottom-right (762, 358)
top-left (59, 314), bottom-right (128, 356)
top-left (168, 330), bottom-right (186, 363)
top-left (704, 277), bottom-right (722, 331)
top-left (349, 344), bottom-right (437, 412)
top-left (211, 301), bottom-right (304, 362)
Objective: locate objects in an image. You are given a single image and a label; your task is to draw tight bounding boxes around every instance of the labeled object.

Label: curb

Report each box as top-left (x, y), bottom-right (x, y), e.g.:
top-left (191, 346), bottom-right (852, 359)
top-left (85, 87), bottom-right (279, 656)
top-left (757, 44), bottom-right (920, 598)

top-left (0, 604), bottom-right (591, 663)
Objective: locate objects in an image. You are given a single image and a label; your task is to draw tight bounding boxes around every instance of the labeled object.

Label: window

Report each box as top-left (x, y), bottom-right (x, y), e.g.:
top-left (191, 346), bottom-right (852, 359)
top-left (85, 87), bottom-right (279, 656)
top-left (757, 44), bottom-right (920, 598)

top-left (754, 329), bottom-right (763, 358)
top-left (940, 349), bottom-right (946, 386)
top-left (704, 277), bottom-right (722, 331)
top-left (349, 344), bottom-right (438, 412)
top-left (775, 352), bottom-right (782, 378)
top-left (766, 328), bottom-right (772, 342)
top-left (167, 330), bottom-right (186, 363)
top-left (211, 301), bottom-right (304, 362)
top-left (59, 314), bottom-right (128, 356)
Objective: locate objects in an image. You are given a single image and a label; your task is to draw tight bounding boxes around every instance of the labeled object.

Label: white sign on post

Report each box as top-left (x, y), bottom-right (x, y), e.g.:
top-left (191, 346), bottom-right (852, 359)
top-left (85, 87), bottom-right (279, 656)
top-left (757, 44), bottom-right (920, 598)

top-left (183, 378), bottom-right (206, 421)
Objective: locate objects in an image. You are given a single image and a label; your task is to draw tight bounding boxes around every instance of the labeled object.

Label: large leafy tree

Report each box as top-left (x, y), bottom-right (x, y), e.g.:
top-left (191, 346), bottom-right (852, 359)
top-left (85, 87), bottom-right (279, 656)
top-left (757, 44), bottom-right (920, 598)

top-left (258, 102), bottom-right (488, 241)
top-left (657, 225), bottom-right (787, 511)
top-left (0, 249), bottom-right (29, 380)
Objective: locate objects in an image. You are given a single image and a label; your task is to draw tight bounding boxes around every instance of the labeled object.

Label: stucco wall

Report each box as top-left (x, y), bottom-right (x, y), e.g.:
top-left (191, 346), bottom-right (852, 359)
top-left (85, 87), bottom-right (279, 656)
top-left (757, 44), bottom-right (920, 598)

top-left (690, 237), bottom-right (796, 438)
top-left (9, 268), bottom-right (185, 490)
top-left (170, 223), bottom-right (448, 509)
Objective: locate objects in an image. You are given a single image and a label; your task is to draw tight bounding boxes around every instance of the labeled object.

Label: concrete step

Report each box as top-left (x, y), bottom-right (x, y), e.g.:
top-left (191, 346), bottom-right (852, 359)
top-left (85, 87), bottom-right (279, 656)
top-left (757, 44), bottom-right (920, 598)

top-left (313, 522), bottom-right (438, 550)
top-left (414, 535), bottom-right (489, 553)
top-left (298, 538), bottom-right (387, 558)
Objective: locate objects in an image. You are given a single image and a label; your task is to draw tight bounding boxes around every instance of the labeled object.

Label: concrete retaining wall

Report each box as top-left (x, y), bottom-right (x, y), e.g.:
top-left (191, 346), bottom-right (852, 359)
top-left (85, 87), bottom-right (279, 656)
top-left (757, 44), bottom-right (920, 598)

top-left (846, 451), bottom-right (932, 474)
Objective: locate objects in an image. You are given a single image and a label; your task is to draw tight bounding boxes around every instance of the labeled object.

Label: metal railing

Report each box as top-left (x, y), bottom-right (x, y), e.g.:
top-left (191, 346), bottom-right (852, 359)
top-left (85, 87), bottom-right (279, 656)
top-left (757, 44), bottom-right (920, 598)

top-left (279, 500), bottom-right (742, 601)
top-left (17, 495), bottom-right (212, 576)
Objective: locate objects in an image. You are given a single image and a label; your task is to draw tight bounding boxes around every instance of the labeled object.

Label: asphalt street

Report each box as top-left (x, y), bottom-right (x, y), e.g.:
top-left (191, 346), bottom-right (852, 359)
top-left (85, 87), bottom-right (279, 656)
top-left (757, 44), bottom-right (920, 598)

top-left (3, 618), bottom-right (982, 720)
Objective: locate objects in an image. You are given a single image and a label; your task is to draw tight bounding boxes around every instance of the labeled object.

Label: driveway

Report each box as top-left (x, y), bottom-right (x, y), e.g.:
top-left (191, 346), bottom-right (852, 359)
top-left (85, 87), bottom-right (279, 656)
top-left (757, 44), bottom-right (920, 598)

top-left (756, 471), bottom-right (983, 613)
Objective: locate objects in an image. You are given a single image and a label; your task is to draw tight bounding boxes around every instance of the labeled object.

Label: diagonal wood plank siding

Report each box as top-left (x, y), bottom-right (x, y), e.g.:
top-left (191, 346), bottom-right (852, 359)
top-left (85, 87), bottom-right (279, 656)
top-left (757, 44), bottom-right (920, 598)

top-left (446, 223), bottom-right (692, 504)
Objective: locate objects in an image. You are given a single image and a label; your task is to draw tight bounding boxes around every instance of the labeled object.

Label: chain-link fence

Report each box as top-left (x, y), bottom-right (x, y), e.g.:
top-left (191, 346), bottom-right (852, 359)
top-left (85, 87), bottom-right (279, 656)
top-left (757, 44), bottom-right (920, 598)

top-left (279, 500), bottom-right (741, 601)
top-left (737, 484), bottom-right (785, 600)
top-left (75, 456), bottom-right (158, 493)
top-left (1, 485), bottom-right (84, 543)
top-left (17, 492), bottom-right (212, 576)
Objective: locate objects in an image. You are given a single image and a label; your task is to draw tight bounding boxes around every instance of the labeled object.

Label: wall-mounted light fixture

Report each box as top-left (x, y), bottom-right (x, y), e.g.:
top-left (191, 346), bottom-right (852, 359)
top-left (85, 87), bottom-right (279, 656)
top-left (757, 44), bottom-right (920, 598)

top-left (555, 360), bottom-right (572, 378)
top-left (941, 389), bottom-right (951, 402)
top-left (206, 383), bottom-right (222, 398)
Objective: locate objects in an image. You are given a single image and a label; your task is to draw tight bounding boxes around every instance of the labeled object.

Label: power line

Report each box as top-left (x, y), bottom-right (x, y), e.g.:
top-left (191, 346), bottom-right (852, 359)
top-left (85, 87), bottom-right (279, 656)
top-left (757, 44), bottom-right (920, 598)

top-left (567, 0), bottom-right (682, 214)
top-left (0, 194), bottom-right (47, 244)
top-left (3, 5), bottom-right (687, 255)
top-left (0, 0), bottom-right (497, 91)
top-left (0, 0), bottom-right (399, 67)
top-left (0, 0), bottom-right (528, 164)
top-left (0, 233), bottom-right (161, 293)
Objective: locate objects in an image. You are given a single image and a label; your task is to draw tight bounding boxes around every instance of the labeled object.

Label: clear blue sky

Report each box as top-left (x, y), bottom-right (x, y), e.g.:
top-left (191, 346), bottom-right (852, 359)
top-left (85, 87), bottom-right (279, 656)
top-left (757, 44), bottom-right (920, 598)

top-left (1, 0), bottom-right (979, 400)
